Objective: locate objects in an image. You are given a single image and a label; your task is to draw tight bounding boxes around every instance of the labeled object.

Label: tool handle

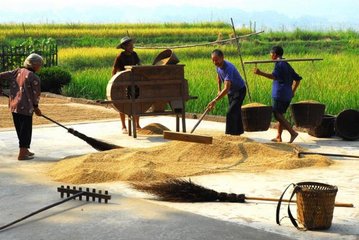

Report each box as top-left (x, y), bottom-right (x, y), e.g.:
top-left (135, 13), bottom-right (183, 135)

top-left (245, 196), bottom-right (354, 208)
top-left (244, 58), bottom-right (324, 64)
top-left (0, 192), bottom-right (84, 231)
top-left (230, 18), bottom-right (252, 102)
top-left (41, 114), bottom-right (69, 131)
top-left (1, 93), bottom-right (69, 131)
top-left (190, 108), bottom-right (210, 133)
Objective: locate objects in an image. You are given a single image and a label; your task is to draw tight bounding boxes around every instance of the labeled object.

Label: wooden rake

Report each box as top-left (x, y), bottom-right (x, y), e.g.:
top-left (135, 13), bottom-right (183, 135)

top-left (0, 186), bottom-right (111, 231)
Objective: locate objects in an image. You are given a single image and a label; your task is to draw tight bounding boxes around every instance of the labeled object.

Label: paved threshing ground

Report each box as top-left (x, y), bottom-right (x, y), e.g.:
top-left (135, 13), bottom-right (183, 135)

top-left (0, 95), bottom-right (358, 240)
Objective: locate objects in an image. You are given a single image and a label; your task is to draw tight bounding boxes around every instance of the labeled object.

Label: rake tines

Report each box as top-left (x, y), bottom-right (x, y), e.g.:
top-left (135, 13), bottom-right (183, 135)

top-left (57, 185), bottom-right (111, 203)
top-left (0, 186), bottom-right (111, 231)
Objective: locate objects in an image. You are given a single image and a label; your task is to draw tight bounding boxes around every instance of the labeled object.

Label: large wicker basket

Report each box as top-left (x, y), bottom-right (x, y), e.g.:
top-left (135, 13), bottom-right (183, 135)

top-left (241, 105), bottom-right (272, 132)
top-left (308, 114), bottom-right (335, 138)
top-left (290, 102), bottom-right (325, 128)
top-left (335, 109), bottom-right (359, 140)
top-left (296, 182), bottom-right (338, 230)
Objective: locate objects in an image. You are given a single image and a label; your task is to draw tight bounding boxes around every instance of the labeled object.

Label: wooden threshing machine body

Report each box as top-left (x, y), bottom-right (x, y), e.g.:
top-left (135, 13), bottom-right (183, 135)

top-left (106, 64), bottom-right (193, 138)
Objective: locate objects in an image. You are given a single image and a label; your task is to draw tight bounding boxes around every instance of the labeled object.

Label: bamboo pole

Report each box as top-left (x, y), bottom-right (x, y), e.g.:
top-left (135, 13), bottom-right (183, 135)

top-left (244, 58), bottom-right (323, 64)
top-left (136, 31), bottom-right (264, 50)
top-left (230, 18), bottom-right (252, 102)
top-left (245, 196), bottom-right (354, 208)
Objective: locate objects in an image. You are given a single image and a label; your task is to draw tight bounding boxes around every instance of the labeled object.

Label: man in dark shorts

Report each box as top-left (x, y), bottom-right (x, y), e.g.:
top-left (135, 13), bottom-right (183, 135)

top-left (253, 46), bottom-right (302, 143)
top-left (112, 36), bottom-right (141, 134)
top-left (207, 49), bottom-right (247, 135)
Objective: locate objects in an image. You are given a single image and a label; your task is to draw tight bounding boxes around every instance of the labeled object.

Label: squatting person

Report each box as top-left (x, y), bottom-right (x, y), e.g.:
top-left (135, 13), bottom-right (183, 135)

top-left (0, 53), bottom-right (43, 160)
top-left (112, 36), bottom-right (141, 134)
top-left (253, 46), bottom-right (301, 143)
top-left (207, 49), bottom-right (247, 135)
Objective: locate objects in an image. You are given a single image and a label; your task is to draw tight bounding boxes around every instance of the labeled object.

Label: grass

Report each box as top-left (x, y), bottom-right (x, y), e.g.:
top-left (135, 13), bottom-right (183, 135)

top-left (1, 22), bottom-right (357, 115)
top-left (60, 46), bottom-right (359, 115)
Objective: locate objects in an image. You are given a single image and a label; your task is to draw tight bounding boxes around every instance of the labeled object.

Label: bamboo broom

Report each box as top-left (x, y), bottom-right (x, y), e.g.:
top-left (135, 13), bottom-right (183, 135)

top-left (131, 179), bottom-right (354, 208)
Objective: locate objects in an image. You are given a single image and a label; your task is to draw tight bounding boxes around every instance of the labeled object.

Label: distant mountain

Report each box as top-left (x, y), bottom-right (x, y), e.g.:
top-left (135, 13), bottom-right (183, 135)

top-left (0, 5), bottom-right (357, 30)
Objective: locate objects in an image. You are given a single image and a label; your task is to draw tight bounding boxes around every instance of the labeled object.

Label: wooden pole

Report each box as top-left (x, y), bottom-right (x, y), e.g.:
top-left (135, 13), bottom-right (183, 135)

top-left (136, 31), bottom-right (264, 50)
top-left (245, 196), bottom-right (354, 208)
top-left (244, 58), bottom-right (323, 64)
top-left (230, 18), bottom-right (252, 102)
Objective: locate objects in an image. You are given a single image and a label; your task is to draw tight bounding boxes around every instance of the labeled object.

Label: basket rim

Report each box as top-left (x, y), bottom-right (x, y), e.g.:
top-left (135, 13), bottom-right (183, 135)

top-left (296, 181), bottom-right (338, 192)
top-left (291, 102), bottom-right (325, 106)
top-left (241, 105), bottom-right (272, 110)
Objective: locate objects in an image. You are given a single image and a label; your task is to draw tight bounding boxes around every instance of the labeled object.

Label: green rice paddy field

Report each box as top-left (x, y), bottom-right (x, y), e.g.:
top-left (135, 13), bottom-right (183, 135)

top-left (59, 46), bottom-right (358, 116)
top-left (1, 23), bottom-right (358, 115)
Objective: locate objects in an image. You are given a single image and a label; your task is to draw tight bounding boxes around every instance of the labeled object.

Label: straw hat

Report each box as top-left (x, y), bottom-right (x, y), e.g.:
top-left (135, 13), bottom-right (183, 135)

top-left (116, 36), bottom-right (134, 49)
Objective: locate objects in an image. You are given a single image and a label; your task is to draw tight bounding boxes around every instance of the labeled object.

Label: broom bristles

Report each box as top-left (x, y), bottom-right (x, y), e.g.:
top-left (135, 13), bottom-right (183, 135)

top-left (68, 128), bottom-right (121, 151)
top-left (132, 179), bottom-right (245, 203)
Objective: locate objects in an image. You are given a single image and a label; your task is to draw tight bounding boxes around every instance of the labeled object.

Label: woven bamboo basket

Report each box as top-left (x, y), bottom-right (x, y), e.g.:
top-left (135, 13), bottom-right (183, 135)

top-left (296, 182), bottom-right (338, 230)
top-left (241, 104), bottom-right (272, 132)
top-left (308, 114), bottom-right (336, 138)
top-left (335, 109), bottom-right (359, 140)
top-left (152, 49), bottom-right (179, 65)
top-left (290, 102), bottom-right (325, 128)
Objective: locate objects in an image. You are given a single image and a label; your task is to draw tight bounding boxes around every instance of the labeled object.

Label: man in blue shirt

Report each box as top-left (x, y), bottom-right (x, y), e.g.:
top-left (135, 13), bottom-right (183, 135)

top-left (254, 46), bottom-right (302, 143)
top-left (207, 49), bottom-right (247, 135)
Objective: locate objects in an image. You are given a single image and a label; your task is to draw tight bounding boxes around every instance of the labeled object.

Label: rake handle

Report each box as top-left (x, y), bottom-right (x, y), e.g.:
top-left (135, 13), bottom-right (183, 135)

top-left (190, 107), bottom-right (210, 133)
top-left (0, 192), bottom-right (84, 231)
top-left (245, 196), bottom-right (354, 208)
top-left (298, 151), bottom-right (359, 159)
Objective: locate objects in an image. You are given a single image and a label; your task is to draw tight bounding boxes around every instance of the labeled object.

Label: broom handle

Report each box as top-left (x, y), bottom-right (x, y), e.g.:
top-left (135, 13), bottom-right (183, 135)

top-left (245, 196), bottom-right (354, 208)
top-left (41, 114), bottom-right (69, 131)
top-left (0, 192), bottom-right (84, 231)
top-left (1, 93), bottom-right (69, 131)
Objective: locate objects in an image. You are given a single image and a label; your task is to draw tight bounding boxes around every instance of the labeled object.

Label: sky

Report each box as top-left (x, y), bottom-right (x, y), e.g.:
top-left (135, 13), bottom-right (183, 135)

top-left (0, 0), bottom-right (358, 30)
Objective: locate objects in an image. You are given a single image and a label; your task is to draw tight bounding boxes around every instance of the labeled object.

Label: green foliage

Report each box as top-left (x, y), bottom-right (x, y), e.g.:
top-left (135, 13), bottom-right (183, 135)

top-left (38, 66), bottom-right (72, 94)
top-left (2, 22), bottom-right (357, 116)
top-left (59, 46), bottom-right (359, 115)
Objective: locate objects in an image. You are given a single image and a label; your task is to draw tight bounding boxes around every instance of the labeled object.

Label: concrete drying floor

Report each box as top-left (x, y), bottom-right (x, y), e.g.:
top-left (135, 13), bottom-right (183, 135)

top-left (1, 115), bottom-right (358, 240)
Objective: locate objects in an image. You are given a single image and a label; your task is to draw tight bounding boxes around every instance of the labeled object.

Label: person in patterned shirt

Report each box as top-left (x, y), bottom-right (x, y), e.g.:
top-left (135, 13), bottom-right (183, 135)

top-left (0, 53), bottom-right (43, 160)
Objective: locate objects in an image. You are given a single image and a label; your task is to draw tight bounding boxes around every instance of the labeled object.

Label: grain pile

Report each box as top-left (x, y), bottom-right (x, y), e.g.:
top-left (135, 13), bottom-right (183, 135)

top-left (242, 102), bottom-right (267, 108)
top-left (49, 135), bottom-right (333, 184)
top-left (137, 123), bottom-right (170, 135)
top-left (296, 100), bottom-right (321, 104)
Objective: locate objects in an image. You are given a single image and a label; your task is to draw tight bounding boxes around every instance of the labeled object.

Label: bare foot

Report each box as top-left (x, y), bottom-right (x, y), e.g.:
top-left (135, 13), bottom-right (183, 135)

top-left (122, 128), bottom-right (128, 134)
top-left (289, 132), bottom-right (299, 143)
top-left (271, 137), bottom-right (282, 142)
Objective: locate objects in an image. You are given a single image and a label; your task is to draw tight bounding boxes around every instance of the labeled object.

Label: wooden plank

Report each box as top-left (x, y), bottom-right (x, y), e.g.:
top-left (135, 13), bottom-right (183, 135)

top-left (163, 131), bottom-right (213, 144)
